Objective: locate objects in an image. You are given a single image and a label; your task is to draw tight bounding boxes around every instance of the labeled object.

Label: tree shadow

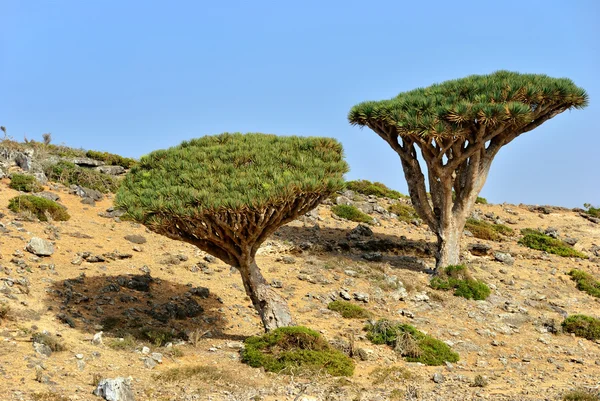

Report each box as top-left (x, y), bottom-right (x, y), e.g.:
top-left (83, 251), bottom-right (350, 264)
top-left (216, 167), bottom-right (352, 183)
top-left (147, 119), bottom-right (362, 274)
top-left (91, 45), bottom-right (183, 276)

top-left (46, 273), bottom-right (246, 343)
top-left (273, 224), bottom-right (436, 272)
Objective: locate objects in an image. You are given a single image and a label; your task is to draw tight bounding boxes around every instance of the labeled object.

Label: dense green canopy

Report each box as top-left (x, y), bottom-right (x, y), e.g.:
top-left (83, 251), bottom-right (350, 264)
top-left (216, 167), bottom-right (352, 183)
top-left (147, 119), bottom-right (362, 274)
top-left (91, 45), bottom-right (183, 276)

top-left (348, 70), bottom-right (588, 138)
top-left (115, 132), bottom-right (347, 230)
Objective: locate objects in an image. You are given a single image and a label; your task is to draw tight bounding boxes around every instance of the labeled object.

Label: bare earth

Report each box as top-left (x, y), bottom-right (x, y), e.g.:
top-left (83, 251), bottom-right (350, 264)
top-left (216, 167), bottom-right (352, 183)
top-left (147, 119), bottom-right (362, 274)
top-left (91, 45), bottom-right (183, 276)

top-left (1, 179), bottom-right (599, 401)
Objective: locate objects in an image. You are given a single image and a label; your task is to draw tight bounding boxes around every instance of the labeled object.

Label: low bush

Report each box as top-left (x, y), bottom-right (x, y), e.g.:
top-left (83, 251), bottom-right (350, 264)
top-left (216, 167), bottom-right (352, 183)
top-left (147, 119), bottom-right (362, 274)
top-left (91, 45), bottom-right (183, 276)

top-left (563, 389), bottom-right (600, 401)
top-left (568, 270), bottom-right (600, 298)
top-left (562, 315), bottom-right (600, 341)
top-left (32, 332), bottom-right (67, 352)
top-left (430, 265), bottom-right (490, 300)
top-left (0, 303), bottom-right (9, 320)
top-left (86, 150), bottom-right (137, 169)
top-left (465, 218), bottom-right (513, 241)
top-left (345, 180), bottom-right (406, 200)
top-left (327, 301), bottom-right (371, 319)
top-left (475, 196), bottom-right (488, 204)
top-left (370, 366), bottom-right (413, 385)
top-left (388, 203), bottom-right (419, 223)
top-left (332, 204), bottom-right (372, 223)
top-left (156, 365), bottom-right (236, 383)
top-left (9, 173), bottom-right (43, 192)
top-left (365, 319), bottom-right (459, 366)
top-left (45, 161), bottom-right (120, 193)
top-left (519, 229), bottom-right (587, 258)
top-left (583, 203), bottom-right (600, 218)
top-left (241, 326), bottom-right (354, 376)
top-left (8, 195), bottom-right (70, 221)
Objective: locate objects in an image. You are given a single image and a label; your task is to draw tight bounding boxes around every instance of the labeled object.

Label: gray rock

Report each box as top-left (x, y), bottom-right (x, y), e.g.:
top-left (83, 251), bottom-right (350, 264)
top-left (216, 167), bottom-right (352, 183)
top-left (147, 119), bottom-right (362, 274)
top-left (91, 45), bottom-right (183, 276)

top-left (99, 207), bottom-right (126, 218)
top-left (353, 292), bottom-right (369, 303)
top-left (15, 150), bottom-right (34, 171)
top-left (71, 157), bottom-right (104, 167)
top-left (564, 237), bottom-right (578, 246)
top-left (150, 353), bottom-right (163, 363)
top-left (92, 332), bottom-right (103, 345)
top-left (26, 237), bottom-right (54, 256)
top-left (468, 243), bottom-right (492, 256)
top-left (347, 224), bottom-right (373, 240)
top-left (35, 191), bottom-right (60, 202)
top-left (33, 342), bottom-right (52, 357)
top-left (124, 235), bottom-right (147, 244)
top-left (71, 185), bottom-right (103, 201)
top-left (93, 377), bottom-right (135, 401)
top-left (432, 372), bottom-right (445, 383)
top-left (81, 197), bottom-right (96, 206)
top-left (494, 252), bottom-right (515, 266)
top-left (340, 290), bottom-right (352, 300)
top-left (545, 227), bottom-right (559, 239)
top-left (335, 196), bottom-right (352, 206)
top-left (144, 357), bottom-right (157, 369)
top-left (96, 165), bottom-right (126, 175)
top-left (412, 292), bottom-right (430, 302)
top-left (362, 252), bottom-right (382, 262)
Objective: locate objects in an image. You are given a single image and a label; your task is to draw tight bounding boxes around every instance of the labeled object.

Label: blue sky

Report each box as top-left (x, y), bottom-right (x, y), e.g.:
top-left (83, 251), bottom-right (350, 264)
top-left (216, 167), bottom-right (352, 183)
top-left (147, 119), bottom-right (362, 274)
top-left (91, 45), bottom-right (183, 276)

top-left (1, 0), bottom-right (598, 207)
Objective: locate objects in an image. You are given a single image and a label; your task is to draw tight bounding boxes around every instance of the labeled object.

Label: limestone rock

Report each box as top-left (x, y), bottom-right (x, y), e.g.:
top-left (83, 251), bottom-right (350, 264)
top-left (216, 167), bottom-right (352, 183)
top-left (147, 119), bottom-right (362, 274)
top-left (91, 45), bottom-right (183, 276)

top-left (93, 377), bottom-right (135, 401)
top-left (26, 237), bottom-right (54, 256)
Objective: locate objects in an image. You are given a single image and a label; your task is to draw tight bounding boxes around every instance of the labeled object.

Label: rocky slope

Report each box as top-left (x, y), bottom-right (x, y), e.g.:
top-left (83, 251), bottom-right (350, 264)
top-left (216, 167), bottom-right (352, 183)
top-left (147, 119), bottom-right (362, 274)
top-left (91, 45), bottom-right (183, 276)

top-left (0, 169), bottom-right (599, 401)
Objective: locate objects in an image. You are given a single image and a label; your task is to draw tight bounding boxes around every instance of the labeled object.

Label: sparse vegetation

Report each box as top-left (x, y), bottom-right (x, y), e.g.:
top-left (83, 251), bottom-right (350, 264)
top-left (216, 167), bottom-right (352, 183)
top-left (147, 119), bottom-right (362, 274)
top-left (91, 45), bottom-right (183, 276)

top-left (9, 173), bottom-right (44, 192)
top-left (583, 203), bottom-right (600, 218)
top-left (370, 366), bottom-right (413, 385)
top-left (8, 195), bottom-right (70, 221)
top-left (519, 229), bottom-right (587, 258)
top-left (86, 150), bottom-right (137, 168)
top-left (241, 326), bottom-right (355, 376)
top-left (31, 392), bottom-right (70, 401)
top-left (430, 265), bottom-right (490, 300)
top-left (327, 301), bottom-right (371, 319)
top-left (472, 375), bottom-right (488, 388)
top-left (465, 218), bottom-right (513, 241)
top-left (388, 203), bottom-right (419, 223)
top-left (345, 179), bottom-right (407, 199)
top-left (365, 319), bottom-right (459, 366)
top-left (45, 161), bottom-right (120, 193)
top-left (107, 335), bottom-right (137, 351)
top-left (568, 269), bottom-right (600, 298)
top-left (563, 389), bottom-right (600, 401)
top-left (0, 303), bottom-right (10, 320)
top-left (475, 196), bottom-right (488, 204)
top-left (562, 315), bottom-right (600, 341)
top-left (32, 332), bottom-right (67, 352)
top-left (157, 365), bottom-right (237, 383)
top-left (332, 204), bottom-right (372, 223)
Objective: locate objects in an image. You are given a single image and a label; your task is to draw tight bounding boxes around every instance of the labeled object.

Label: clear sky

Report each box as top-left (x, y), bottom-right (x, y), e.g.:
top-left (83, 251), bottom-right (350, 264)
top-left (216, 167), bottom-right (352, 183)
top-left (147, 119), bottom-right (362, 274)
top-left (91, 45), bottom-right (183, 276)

top-left (1, 0), bottom-right (598, 208)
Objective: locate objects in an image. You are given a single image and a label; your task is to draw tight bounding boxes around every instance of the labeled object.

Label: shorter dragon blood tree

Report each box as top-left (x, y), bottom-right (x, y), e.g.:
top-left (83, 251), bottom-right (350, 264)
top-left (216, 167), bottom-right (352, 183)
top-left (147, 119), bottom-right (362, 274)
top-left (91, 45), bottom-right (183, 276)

top-left (115, 133), bottom-right (348, 331)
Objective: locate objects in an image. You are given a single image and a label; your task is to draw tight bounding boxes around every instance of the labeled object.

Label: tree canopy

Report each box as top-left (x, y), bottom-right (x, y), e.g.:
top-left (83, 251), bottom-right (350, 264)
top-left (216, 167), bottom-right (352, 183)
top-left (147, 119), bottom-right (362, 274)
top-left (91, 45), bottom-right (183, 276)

top-left (348, 71), bottom-right (587, 140)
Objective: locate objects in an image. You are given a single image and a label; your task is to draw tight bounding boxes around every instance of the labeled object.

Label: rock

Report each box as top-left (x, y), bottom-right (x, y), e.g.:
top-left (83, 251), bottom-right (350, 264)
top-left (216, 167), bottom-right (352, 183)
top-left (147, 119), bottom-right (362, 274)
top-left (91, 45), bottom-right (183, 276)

top-left (494, 252), bottom-right (514, 265)
top-left (33, 342), bottom-right (52, 357)
top-left (203, 255), bottom-right (216, 263)
top-left (347, 224), bottom-right (373, 240)
top-left (279, 256), bottom-right (296, 264)
top-left (189, 286), bottom-right (210, 298)
top-left (93, 377), bottom-right (135, 401)
top-left (35, 192), bottom-right (60, 202)
top-left (71, 185), bottom-right (103, 201)
top-left (412, 292), bottom-right (430, 302)
top-left (432, 372), bottom-right (445, 383)
top-left (150, 353), bottom-right (163, 363)
top-left (92, 332), bottom-right (103, 345)
top-left (96, 165), bottom-right (126, 175)
top-left (124, 235), bottom-right (147, 244)
top-left (26, 237), bottom-right (54, 256)
top-left (468, 243), bottom-right (492, 256)
top-left (362, 252), bottom-right (383, 262)
top-left (544, 227), bottom-right (559, 238)
top-left (335, 196), bottom-right (353, 206)
top-left (81, 197), bottom-right (96, 206)
top-left (141, 346), bottom-right (150, 355)
top-left (71, 157), bottom-right (104, 167)
top-left (99, 207), bottom-right (126, 218)
top-left (340, 290), bottom-right (351, 300)
top-left (564, 237), bottom-right (578, 246)
top-left (353, 292), bottom-right (369, 303)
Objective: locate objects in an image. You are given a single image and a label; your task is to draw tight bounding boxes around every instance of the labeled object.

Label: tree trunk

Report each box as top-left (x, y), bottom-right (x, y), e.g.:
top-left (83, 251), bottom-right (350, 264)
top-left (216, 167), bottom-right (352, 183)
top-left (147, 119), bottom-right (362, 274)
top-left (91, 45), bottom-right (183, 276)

top-left (435, 221), bottom-right (462, 268)
top-left (238, 259), bottom-right (294, 331)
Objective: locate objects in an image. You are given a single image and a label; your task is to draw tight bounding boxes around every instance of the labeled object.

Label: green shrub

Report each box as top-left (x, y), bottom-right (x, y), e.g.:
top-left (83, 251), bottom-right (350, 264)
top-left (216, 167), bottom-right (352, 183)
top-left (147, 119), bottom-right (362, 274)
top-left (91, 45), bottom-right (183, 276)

top-left (45, 161), bottom-right (120, 193)
top-left (241, 326), bottom-right (354, 376)
top-left (430, 265), bottom-right (490, 300)
top-left (346, 180), bottom-right (407, 199)
top-left (563, 389), bottom-right (600, 401)
top-left (568, 270), bottom-right (600, 298)
top-left (0, 303), bottom-right (9, 320)
top-left (519, 229), bottom-right (587, 258)
top-left (327, 301), bottom-right (371, 319)
top-left (562, 315), bottom-right (600, 341)
top-left (9, 173), bottom-right (43, 192)
top-left (388, 203), bottom-right (419, 223)
top-left (32, 333), bottom-right (67, 352)
top-left (8, 195), bottom-right (70, 221)
top-left (86, 150), bottom-right (137, 169)
top-left (332, 204), bottom-right (372, 223)
top-left (365, 319), bottom-right (459, 366)
top-left (107, 335), bottom-right (137, 351)
top-left (475, 196), bottom-right (488, 204)
top-left (465, 218), bottom-right (513, 241)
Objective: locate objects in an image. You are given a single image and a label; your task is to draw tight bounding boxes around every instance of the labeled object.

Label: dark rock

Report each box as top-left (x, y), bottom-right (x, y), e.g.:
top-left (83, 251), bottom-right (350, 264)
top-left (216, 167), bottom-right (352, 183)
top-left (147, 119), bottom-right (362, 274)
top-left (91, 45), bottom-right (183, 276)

top-left (117, 275), bottom-right (152, 292)
top-left (81, 197), bottom-right (96, 206)
top-left (468, 243), bottom-right (492, 256)
top-left (99, 208), bottom-right (126, 219)
top-left (148, 299), bottom-right (203, 322)
top-left (203, 255), bottom-right (216, 263)
top-left (544, 227), bottom-right (559, 239)
top-left (362, 252), bottom-right (382, 262)
top-left (71, 185), bottom-right (103, 201)
top-left (189, 286), bottom-right (210, 298)
top-left (35, 192), bottom-right (60, 202)
top-left (347, 224), bottom-right (373, 240)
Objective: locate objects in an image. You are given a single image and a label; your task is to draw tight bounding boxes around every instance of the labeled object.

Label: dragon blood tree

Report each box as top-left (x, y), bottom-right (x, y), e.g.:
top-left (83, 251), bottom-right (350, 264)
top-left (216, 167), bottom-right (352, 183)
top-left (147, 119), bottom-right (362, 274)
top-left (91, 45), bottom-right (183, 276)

top-left (115, 133), bottom-right (348, 331)
top-left (348, 71), bottom-right (587, 269)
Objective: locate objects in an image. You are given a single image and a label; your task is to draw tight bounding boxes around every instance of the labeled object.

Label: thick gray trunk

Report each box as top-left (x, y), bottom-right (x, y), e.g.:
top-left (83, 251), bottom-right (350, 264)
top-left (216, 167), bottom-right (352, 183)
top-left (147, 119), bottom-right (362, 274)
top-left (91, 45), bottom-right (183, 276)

top-left (238, 259), bottom-right (294, 331)
top-left (435, 222), bottom-right (462, 268)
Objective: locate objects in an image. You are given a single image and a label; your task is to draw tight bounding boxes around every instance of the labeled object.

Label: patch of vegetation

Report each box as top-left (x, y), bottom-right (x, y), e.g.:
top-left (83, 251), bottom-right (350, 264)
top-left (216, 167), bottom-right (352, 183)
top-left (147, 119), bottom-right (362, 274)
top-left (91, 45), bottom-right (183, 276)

top-left (8, 195), bottom-right (70, 221)
top-left (138, 327), bottom-right (175, 347)
top-left (332, 204), bottom-right (372, 223)
top-left (584, 203), bottom-right (600, 218)
top-left (31, 392), bottom-right (71, 401)
top-left (370, 366), bottom-right (413, 385)
top-left (388, 203), bottom-right (419, 223)
top-left (365, 319), bottom-right (459, 366)
top-left (472, 374), bottom-right (488, 387)
top-left (9, 173), bottom-right (43, 192)
top-left (430, 265), bottom-right (490, 300)
top-left (86, 150), bottom-right (137, 169)
top-left (568, 269), bottom-right (600, 298)
top-left (345, 179), bottom-right (407, 199)
top-left (475, 196), bottom-right (488, 204)
top-left (563, 389), bottom-right (600, 401)
top-left (107, 335), bottom-right (137, 351)
top-left (32, 332), bottom-right (67, 352)
top-left (44, 161), bottom-right (120, 193)
top-left (0, 303), bottom-right (10, 320)
top-left (562, 315), bottom-right (600, 341)
top-left (519, 229), bottom-right (587, 258)
top-left (327, 301), bottom-right (371, 319)
top-left (241, 326), bottom-right (355, 376)
top-left (156, 365), bottom-right (236, 383)
top-left (465, 218), bottom-right (513, 241)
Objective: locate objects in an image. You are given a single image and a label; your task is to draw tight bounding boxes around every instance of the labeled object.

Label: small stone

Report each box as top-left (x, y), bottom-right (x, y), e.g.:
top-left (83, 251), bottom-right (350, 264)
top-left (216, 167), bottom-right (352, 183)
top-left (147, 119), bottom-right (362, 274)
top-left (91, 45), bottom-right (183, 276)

top-left (279, 256), bottom-right (296, 264)
top-left (494, 252), bottom-right (515, 266)
top-left (141, 346), bottom-right (150, 355)
top-left (92, 332), bottom-right (103, 345)
top-left (226, 341), bottom-right (244, 350)
top-left (25, 237), bottom-right (54, 257)
top-left (76, 353), bottom-right (84, 359)
top-left (124, 235), bottom-right (146, 244)
top-left (353, 292), bottom-right (369, 303)
top-left (412, 292), bottom-right (430, 302)
top-left (150, 353), bottom-right (163, 363)
top-left (340, 291), bottom-right (351, 300)
top-left (433, 372), bottom-right (445, 383)
top-left (33, 342), bottom-right (52, 357)
top-left (144, 357), bottom-right (157, 369)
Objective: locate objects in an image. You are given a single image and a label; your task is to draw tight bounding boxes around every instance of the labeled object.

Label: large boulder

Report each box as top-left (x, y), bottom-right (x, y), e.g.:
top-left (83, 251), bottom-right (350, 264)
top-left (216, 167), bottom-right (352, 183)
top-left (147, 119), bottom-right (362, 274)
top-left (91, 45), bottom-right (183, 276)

top-left (26, 237), bottom-right (55, 256)
top-left (93, 377), bottom-right (135, 401)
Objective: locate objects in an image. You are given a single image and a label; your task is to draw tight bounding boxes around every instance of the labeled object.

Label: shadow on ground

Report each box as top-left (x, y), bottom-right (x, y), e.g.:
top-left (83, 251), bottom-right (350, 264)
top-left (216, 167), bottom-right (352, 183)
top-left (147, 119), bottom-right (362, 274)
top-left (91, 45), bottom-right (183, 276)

top-left (273, 224), bottom-right (436, 272)
top-left (47, 273), bottom-right (244, 343)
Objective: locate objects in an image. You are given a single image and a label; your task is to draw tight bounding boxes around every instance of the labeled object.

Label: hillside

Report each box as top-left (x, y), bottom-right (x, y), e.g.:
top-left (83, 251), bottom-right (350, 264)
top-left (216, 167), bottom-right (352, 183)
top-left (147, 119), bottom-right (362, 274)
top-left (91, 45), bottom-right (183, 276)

top-left (0, 147), bottom-right (599, 401)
